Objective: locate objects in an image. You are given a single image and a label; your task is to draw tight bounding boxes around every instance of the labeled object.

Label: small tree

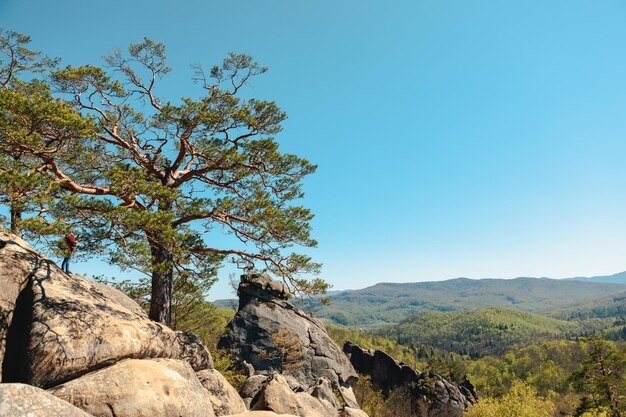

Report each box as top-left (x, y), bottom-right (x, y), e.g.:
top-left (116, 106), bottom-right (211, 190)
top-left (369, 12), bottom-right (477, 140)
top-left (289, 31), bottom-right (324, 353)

top-left (572, 338), bottom-right (626, 417)
top-left (464, 380), bottom-right (556, 417)
top-left (260, 328), bottom-right (305, 374)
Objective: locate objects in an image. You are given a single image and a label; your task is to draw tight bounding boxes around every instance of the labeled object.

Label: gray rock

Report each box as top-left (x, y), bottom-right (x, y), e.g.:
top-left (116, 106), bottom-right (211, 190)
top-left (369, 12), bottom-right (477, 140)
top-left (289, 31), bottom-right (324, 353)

top-left (344, 342), bottom-right (476, 417)
top-left (197, 368), bottom-right (247, 416)
top-left (220, 273), bottom-right (358, 392)
top-left (48, 358), bottom-right (216, 417)
top-left (251, 373), bottom-right (335, 417)
top-left (0, 383), bottom-right (93, 417)
top-left (0, 231), bottom-right (212, 388)
top-left (241, 374), bottom-right (270, 409)
top-left (0, 230), bottom-right (41, 382)
top-left (251, 373), bottom-right (300, 415)
top-left (237, 272), bottom-right (290, 309)
top-left (310, 377), bottom-right (342, 411)
top-left (293, 392), bottom-right (334, 417)
top-left (338, 385), bottom-right (359, 409)
top-left (339, 409), bottom-right (370, 417)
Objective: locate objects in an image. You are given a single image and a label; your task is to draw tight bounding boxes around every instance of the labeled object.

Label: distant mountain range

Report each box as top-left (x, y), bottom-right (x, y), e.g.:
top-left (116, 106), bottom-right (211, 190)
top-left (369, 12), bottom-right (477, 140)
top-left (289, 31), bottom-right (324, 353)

top-left (563, 270), bottom-right (626, 285)
top-left (215, 271), bottom-right (626, 329)
top-left (316, 276), bottom-right (625, 328)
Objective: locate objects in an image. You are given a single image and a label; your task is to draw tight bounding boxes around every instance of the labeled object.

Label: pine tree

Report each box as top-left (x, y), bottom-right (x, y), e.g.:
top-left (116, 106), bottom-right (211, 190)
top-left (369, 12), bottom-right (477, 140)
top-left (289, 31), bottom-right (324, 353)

top-left (572, 338), bottom-right (626, 417)
top-left (260, 328), bottom-right (305, 374)
top-left (0, 32), bottom-right (325, 326)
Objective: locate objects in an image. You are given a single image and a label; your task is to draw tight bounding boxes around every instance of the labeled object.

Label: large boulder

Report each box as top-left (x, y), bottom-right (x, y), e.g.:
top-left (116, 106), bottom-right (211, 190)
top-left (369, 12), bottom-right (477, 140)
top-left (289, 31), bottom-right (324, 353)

top-left (2, 230), bottom-right (369, 417)
top-left (408, 373), bottom-right (474, 417)
top-left (237, 273), bottom-right (290, 308)
top-left (0, 231), bottom-right (41, 381)
top-left (251, 373), bottom-right (335, 417)
top-left (251, 373), bottom-right (300, 415)
top-left (240, 374), bottom-right (270, 408)
top-left (309, 377), bottom-right (342, 412)
top-left (343, 342), bottom-right (476, 417)
top-left (48, 358), bottom-right (215, 417)
top-left (197, 368), bottom-right (247, 416)
top-left (0, 383), bottom-right (92, 417)
top-left (219, 273), bottom-right (358, 393)
top-left (0, 230), bottom-right (211, 387)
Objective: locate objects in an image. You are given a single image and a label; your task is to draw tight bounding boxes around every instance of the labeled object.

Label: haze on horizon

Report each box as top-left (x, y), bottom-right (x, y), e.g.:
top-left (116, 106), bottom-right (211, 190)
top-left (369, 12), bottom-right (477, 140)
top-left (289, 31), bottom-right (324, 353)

top-left (2, 0), bottom-right (626, 299)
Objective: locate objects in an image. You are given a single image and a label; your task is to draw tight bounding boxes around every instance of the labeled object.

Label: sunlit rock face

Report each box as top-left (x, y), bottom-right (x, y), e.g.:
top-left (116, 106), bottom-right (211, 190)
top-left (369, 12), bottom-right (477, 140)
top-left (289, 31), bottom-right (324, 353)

top-left (0, 228), bottom-right (212, 388)
top-left (48, 358), bottom-right (216, 417)
top-left (220, 272), bottom-right (360, 409)
top-left (0, 228), bottom-right (229, 417)
top-left (0, 383), bottom-right (93, 417)
top-left (0, 229), bottom-right (370, 417)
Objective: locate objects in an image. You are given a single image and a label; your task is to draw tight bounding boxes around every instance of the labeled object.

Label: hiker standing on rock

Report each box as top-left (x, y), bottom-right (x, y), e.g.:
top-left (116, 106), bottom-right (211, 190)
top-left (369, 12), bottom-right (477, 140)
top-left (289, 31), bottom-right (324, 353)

top-left (60, 232), bottom-right (77, 273)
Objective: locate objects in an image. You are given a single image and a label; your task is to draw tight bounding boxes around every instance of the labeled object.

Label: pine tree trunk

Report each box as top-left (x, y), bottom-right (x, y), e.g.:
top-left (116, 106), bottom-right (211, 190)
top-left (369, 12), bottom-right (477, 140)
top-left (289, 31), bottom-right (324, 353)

top-left (10, 204), bottom-right (22, 237)
top-left (148, 241), bottom-right (173, 326)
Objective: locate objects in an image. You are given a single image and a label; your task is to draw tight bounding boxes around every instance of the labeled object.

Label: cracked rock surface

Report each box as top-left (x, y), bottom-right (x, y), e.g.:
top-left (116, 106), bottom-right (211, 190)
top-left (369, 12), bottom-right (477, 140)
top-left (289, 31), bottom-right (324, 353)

top-left (219, 273), bottom-right (358, 392)
top-left (0, 383), bottom-right (93, 417)
top-left (0, 230), bottom-right (212, 388)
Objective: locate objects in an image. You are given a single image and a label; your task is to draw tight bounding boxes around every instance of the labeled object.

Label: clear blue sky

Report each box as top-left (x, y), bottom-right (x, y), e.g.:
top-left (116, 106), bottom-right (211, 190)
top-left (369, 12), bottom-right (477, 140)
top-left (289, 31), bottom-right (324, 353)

top-left (3, 0), bottom-right (626, 299)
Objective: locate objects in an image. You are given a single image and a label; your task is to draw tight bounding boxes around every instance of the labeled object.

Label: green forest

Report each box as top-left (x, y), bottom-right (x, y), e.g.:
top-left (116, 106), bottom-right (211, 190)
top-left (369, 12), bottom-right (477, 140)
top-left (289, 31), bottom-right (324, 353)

top-left (328, 323), bottom-right (626, 417)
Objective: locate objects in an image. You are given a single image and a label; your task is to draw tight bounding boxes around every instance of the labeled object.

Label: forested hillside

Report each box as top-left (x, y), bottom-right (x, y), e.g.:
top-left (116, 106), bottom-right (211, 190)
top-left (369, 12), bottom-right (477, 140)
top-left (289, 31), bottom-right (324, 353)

top-left (328, 321), bottom-right (626, 416)
top-left (550, 291), bottom-right (626, 320)
top-left (314, 277), bottom-right (626, 327)
top-left (373, 307), bottom-right (579, 357)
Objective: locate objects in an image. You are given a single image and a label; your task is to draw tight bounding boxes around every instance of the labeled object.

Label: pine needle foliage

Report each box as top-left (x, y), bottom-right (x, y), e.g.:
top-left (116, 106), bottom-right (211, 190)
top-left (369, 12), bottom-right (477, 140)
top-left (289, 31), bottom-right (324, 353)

top-left (0, 30), bottom-right (325, 325)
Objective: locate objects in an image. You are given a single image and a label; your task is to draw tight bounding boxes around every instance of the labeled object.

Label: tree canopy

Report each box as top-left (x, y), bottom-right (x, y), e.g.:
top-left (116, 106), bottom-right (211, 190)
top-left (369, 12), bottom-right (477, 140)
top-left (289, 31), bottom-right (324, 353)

top-left (0, 30), bottom-right (326, 325)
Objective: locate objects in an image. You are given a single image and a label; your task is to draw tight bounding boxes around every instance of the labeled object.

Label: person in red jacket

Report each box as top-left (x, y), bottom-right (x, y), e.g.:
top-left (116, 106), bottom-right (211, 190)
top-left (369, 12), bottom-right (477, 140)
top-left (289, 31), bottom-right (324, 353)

top-left (61, 232), bottom-right (78, 273)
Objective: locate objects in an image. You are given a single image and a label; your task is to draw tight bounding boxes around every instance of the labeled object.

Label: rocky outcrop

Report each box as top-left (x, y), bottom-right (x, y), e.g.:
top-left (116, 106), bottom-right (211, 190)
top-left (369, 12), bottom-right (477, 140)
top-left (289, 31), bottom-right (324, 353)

top-left (49, 358), bottom-right (216, 417)
top-left (251, 373), bottom-right (302, 415)
top-left (0, 231), bottom-right (212, 388)
top-left (250, 373), bottom-right (340, 417)
top-left (219, 273), bottom-right (358, 393)
top-left (343, 342), bottom-right (476, 417)
top-left (309, 377), bottom-right (342, 411)
top-left (0, 231), bottom-right (39, 382)
top-left (0, 230), bottom-right (368, 417)
top-left (220, 273), bottom-right (372, 417)
top-left (237, 273), bottom-right (290, 308)
top-left (0, 383), bottom-right (92, 417)
top-left (0, 228), bottom-right (233, 417)
top-left (197, 368), bottom-right (247, 416)
top-left (241, 374), bottom-right (271, 409)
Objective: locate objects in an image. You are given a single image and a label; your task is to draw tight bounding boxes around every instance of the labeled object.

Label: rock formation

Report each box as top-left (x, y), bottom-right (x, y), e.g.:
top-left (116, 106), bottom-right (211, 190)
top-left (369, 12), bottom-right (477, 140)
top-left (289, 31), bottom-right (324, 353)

top-left (219, 273), bottom-right (359, 411)
top-left (0, 228), bottom-right (370, 417)
top-left (49, 358), bottom-right (217, 417)
top-left (220, 273), bottom-right (358, 389)
top-left (218, 273), bottom-right (374, 416)
top-left (0, 383), bottom-right (93, 417)
top-left (343, 341), bottom-right (477, 417)
top-left (0, 228), bottom-right (212, 389)
top-left (197, 369), bottom-right (248, 416)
